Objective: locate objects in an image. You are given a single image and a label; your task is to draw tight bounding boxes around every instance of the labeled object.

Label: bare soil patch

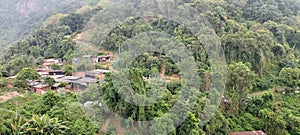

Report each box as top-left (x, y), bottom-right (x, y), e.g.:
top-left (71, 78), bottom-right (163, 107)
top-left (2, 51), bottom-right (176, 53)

top-left (0, 92), bottom-right (23, 103)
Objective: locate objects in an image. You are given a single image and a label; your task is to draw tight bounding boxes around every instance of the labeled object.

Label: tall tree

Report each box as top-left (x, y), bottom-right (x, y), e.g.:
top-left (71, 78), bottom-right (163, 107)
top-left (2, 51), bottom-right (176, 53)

top-left (226, 62), bottom-right (256, 114)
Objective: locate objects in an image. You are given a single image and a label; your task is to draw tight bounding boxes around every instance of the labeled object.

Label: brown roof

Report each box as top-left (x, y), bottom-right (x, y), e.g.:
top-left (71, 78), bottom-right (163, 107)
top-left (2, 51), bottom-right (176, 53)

top-left (229, 130), bottom-right (266, 135)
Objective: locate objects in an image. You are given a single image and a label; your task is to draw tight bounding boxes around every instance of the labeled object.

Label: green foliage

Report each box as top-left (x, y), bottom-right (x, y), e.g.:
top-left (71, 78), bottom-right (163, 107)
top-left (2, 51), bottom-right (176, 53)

top-left (0, 92), bottom-right (98, 134)
top-left (62, 65), bottom-right (73, 76)
top-left (243, 0), bottom-right (283, 23)
top-left (21, 114), bottom-right (69, 134)
top-left (13, 67), bottom-right (40, 89)
top-left (16, 68), bottom-right (40, 81)
top-left (99, 72), bottom-right (176, 122)
top-left (0, 4), bottom-right (98, 76)
top-left (0, 0), bottom-right (300, 134)
top-left (222, 31), bottom-right (274, 75)
top-left (44, 77), bottom-right (56, 86)
top-left (226, 62), bottom-right (256, 114)
top-left (0, 0), bottom-right (85, 52)
top-left (177, 112), bottom-right (204, 135)
top-left (13, 79), bottom-right (28, 89)
top-left (0, 77), bottom-right (8, 88)
top-left (0, 67), bottom-right (9, 77)
top-left (258, 109), bottom-right (287, 135)
top-left (252, 77), bottom-right (273, 92)
top-left (4, 55), bottom-right (36, 76)
top-left (59, 82), bottom-right (69, 88)
top-left (150, 119), bottom-right (176, 135)
top-left (278, 67), bottom-right (300, 87)
top-left (60, 13), bottom-right (85, 33)
top-left (50, 64), bottom-right (61, 70)
top-left (203, 111), bottom-right (230, 134)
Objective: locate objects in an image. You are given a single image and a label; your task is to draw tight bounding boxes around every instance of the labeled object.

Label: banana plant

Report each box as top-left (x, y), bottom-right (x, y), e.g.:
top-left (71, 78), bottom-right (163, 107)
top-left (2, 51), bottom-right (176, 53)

top-left (20, 114), bottom-right (69, 135)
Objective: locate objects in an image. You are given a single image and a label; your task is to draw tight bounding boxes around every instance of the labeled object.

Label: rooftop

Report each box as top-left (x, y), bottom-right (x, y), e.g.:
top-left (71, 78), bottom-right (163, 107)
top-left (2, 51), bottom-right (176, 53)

top-left (86, 69), bottom-right (111, 75)
top-left (38, 72), bottom-right (49, 76)
top-left (64, 76), bottom-right (82, 80)
top-left (28, 81), bottom-right (41, 87)
top-left (44, 58), bottom-right (62, 62)
top-left (98, 54), bottom-right (113, 58)
top-left (52, 83), bottom-right (61, 88)
top-left (33, 84), bottom-right (49, 89)
top-left (80, 77), bottom-right (99, 83)
top-left (82, 55), bottom-right (94, 58)
top-left (7, 76), bottom-right (17, 79)
top-left (48, 75), bottom-right (65, 79)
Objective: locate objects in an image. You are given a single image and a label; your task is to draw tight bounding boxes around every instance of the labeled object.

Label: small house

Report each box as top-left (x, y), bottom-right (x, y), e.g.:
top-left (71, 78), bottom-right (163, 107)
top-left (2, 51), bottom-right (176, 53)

top-left (97, 54), bottom-right (113, 63)
top-left (36, 68), bottom-right (51, 77)
top-left (42, 58), bottom-right (63, 69)
top-left (71, 77), bottom-right (99, 91)
top-left (80, 54), bottom-right (113, 64)
top-left (82, 55), bottom-right (99, 63)
top-left (51, 83), bottom-right (61, 90)
top-left (28, 81), bottom-right (41, 88)
top-left (85, 69), bottom-right (110, 80)
top-left (33, 84), bottom-right (51, 94)
top-left (71, 81), bottom-right (87, 91)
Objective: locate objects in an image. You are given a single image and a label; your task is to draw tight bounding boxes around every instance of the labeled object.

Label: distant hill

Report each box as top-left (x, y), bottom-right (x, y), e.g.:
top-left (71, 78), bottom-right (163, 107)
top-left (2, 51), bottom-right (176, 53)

top-left (0, 0), bottom-right (86, 52)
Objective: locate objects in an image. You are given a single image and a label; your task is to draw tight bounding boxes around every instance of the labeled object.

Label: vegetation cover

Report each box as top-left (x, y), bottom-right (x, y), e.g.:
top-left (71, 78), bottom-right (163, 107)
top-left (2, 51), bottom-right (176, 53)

top-left (0, 0), bottom-right (300, 134)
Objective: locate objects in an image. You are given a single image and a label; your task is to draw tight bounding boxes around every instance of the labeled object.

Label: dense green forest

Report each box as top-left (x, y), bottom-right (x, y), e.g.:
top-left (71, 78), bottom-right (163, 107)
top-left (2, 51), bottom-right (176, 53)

top-left (0, 0), bottom-right (300, 134)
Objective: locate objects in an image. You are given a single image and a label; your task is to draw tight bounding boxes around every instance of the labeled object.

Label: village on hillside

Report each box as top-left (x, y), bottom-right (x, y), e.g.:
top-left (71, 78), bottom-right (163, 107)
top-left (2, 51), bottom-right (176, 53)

top-left (7, 54), bottom-right (113, 94)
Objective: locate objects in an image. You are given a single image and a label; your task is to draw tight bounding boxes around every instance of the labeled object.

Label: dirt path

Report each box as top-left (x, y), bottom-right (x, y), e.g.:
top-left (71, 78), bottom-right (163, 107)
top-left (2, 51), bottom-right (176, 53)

top-left (74, 33), bottom-right (82, 41)
top-left (74, 29), bottom-right (89, 42)
top-left (98, 113), bottom-right (113, 134)
top-left (160, 59), bottom-right (166, 78)
top-left (250, 89), bottom-right (274, 97)
top-left (165, 74), bottom-right (181, 80)
top-left (111, 115), bottom-right (125, 135)
top-left (99, 112), bottom-right (125, 135)
top-left (159, 60), bottom-right (180, 82)
top-left (0, 92), bottom-right (23, 103)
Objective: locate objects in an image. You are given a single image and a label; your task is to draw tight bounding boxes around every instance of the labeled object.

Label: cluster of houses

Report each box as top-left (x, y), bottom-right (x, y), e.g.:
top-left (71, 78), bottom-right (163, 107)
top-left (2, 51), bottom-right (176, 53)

top-left (31, 68), bottom-right (110, 94)
top-left (9, 54), bottom-right (113, 94)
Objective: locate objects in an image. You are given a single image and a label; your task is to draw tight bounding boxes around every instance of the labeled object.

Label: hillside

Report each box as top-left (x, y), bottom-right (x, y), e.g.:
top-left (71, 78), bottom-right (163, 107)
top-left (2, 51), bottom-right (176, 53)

top-left (0, 0), bottom-right (300, 134)
top-left (0, 0), bottom-right (88, 52)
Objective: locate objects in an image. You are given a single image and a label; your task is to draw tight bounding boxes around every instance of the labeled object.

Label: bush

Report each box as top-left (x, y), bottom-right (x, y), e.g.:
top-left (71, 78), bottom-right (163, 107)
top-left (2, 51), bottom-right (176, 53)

top-left (0, 78), bottom-right (8, 88)
top-left (252, 78), bottom-right (272, 92)
top-left (59, 82), bottom-right (69, 87)
top-left (50, 64), bottom-right (61, 70)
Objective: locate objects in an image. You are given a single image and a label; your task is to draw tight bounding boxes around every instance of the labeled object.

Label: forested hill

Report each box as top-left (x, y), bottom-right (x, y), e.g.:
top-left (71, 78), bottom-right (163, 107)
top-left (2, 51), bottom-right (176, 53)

top-left (0, 0), bottom-right (300, 134)
top-left (0, 0), bottom-right (88, 52)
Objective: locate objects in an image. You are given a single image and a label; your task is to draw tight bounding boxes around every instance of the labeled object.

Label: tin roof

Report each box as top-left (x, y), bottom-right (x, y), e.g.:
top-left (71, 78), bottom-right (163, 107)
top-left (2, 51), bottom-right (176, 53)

top-left (86, 69), bottom-right (110, 75)
top-left (33, 84), bottom-right (49, 89)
